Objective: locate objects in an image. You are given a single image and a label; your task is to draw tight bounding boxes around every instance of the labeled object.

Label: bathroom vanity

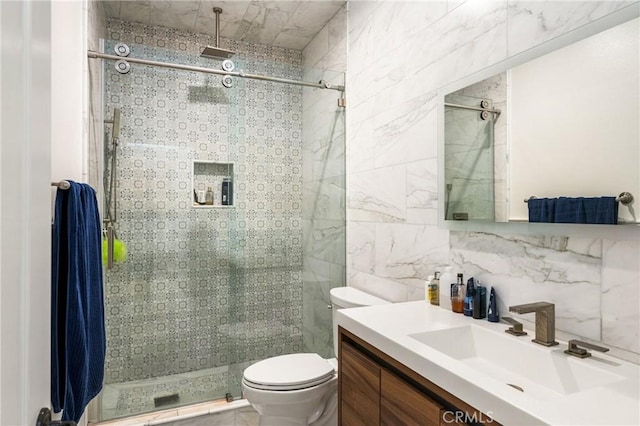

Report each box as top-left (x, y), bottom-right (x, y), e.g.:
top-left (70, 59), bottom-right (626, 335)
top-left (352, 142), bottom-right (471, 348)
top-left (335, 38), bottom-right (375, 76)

top-left (339, 327), bottom-right (497, 425)
top-left (337, 302), bottom-right (640, 425)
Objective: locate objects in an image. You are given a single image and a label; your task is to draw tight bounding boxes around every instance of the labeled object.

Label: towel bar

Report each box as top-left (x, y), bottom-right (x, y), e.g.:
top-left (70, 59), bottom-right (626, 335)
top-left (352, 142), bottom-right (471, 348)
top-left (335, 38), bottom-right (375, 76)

top-left (51, 181), bottom-right (71, 190)
top-left (524, 193), bottom-right (634, 205)
top-left (35, 408), bottom-right (76, 426)
top-left (616, 192), bottom-right (634, 205)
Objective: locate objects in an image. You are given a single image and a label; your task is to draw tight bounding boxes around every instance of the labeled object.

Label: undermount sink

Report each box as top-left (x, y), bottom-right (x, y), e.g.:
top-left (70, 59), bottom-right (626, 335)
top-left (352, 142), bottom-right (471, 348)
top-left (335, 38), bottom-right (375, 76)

top-left (409, 325), bottom-right (625, 399)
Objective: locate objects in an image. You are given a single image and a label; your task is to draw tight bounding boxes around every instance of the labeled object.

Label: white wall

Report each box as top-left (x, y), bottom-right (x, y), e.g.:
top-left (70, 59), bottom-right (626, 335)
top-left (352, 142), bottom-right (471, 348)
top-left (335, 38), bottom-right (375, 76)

top-left (0, 1), bottom-right (89, 424)
top-left (50, 2), bottom-right (92, 423)
top-left (347, 0), bottom-right (640, 355)
top-left (509, 17), bottom-right (639, 222)
top-left (0, 1), bottom-right (52, 424)
top-left (51, 0), bottom-right (86, 183)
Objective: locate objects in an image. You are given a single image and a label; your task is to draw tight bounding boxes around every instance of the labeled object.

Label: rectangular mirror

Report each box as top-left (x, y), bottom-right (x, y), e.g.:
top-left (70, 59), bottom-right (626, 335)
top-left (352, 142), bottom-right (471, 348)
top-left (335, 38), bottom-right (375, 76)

top-left (443, 12), bottom-right (639, 226)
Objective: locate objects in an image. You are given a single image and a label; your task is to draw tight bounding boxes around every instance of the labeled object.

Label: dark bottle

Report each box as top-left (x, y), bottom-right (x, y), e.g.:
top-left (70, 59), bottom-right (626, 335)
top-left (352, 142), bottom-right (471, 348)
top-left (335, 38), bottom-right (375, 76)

top-left (463, 277), bottom-right (475, 316)
top-left (487, 287), bottom-right (500, 322)
top-left (222, 176), bottom-right (233, 205)
top-left (472, 285), bottom-right (486, 319)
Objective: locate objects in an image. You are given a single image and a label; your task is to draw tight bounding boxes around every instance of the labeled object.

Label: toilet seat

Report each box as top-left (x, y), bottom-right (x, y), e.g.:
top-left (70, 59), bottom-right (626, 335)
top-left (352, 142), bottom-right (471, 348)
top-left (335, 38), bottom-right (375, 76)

top-left (243, 353), bottom-right (335, 391)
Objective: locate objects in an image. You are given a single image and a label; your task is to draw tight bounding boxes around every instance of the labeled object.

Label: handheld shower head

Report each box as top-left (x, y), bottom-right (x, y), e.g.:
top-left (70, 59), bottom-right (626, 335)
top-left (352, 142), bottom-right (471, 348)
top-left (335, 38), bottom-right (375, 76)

top-left (111, 108), bottom-right (121, 142)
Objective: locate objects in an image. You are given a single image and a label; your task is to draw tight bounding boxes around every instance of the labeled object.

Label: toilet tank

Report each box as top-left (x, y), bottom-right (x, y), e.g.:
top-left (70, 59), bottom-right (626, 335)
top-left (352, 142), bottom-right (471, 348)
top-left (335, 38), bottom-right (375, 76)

top-left (329, 287), bottom-right (389, 358)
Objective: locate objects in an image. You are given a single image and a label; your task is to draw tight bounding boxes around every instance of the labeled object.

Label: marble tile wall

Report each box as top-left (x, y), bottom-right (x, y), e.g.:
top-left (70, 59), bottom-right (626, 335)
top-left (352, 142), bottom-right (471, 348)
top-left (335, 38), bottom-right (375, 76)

top-left (301, 5), bottom-right (347, 358)
top-left (346, 0), bottom-right (639, 354)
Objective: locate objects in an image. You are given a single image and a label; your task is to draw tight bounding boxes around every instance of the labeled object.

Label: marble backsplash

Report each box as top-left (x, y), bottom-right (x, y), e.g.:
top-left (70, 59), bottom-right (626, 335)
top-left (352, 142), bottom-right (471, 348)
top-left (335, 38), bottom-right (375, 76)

top-left (448, 231), bottom-right (639, 355)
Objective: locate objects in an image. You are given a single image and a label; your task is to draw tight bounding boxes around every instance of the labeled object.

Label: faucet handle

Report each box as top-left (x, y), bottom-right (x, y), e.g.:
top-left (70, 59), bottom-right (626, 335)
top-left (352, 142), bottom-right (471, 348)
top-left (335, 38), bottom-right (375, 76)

top-left (502, 316), bottom-right (527, 337)
top-left (564, 339), bottom-right (609, 358)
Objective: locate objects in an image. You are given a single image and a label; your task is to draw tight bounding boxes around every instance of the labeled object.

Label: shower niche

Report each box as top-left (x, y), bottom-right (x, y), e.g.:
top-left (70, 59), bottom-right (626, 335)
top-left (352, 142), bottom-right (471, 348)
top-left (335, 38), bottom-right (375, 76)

top-left (192, 160), bottom-right (234, 208)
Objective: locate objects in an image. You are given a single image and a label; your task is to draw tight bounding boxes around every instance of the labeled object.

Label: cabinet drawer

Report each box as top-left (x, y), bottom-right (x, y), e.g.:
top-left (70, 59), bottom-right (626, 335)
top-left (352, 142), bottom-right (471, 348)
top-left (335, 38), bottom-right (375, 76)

top-left (381, 369), bottom-right (444, 426)
top-left (341, 342), bottom-right (381, 426)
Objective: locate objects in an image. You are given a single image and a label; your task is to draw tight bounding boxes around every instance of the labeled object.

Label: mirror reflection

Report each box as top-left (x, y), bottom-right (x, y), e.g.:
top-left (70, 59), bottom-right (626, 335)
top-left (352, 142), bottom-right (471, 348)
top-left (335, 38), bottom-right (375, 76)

top-left (444, 16), bottom-right (639, 225)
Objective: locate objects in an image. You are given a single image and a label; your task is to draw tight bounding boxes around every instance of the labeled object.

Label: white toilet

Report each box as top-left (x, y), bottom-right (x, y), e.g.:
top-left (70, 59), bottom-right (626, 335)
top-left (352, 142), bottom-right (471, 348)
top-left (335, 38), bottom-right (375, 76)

top-left (241, 287), bottom-right (389, 426)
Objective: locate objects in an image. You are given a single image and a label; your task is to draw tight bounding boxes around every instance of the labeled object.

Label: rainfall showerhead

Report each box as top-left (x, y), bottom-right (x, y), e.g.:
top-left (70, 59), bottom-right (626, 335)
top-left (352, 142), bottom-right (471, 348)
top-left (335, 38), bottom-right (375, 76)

top-left (201, 46), bottom-right (235, 59)
top-left (201, 7), bottom-right (235, 59)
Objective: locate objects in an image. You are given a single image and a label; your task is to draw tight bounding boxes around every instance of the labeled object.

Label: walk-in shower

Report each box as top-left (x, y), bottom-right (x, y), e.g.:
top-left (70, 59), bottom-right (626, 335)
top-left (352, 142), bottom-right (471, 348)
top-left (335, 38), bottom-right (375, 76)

top-left (89, 20), bottom-right (345, 421)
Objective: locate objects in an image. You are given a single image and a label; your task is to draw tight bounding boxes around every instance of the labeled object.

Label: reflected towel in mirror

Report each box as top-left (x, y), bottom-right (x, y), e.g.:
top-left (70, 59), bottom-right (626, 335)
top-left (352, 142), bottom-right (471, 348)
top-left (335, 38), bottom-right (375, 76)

top-left (528, 196), bottom-right (618, 224)
top-left (528, 198), bottom-right (556, 223)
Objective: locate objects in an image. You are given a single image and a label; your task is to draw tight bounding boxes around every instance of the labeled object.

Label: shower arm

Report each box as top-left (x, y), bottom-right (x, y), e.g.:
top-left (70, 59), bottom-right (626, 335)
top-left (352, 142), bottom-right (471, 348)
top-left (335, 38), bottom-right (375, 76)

top-left (214, 7), bottom-right (221, 48)
top-left (87, 51), bottom-right (345, 92)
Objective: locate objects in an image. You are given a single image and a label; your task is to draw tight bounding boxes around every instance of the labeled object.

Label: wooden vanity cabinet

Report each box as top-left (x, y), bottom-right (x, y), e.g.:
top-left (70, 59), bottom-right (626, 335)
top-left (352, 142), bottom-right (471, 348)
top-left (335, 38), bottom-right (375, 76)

top-left (341, 341), bottom-right (381, 426)
top-left (338, 327), bottom-right (499, 426)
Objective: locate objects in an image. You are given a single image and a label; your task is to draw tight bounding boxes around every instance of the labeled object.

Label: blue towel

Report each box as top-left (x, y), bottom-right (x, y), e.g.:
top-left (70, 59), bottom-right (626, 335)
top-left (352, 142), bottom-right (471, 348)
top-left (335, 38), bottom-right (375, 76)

top-left (584, 196), bottom-right (618, 224)
top-left (528, 198), bottom-right (556, 222)
top-left (51, 181), bottom-right (105, 422)
top-left (555, 197), bottom-right (586, 223)
top-left (555, 196), bottom-right (618, 224)
top-left (528, 196), bottom-right (618, 224)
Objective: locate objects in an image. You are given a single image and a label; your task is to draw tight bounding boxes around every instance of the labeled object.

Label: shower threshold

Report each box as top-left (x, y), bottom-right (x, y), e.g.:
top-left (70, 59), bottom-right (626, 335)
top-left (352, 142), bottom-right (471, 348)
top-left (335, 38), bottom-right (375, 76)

top-left (89, 398), bottom-right (253, 426)
top-left (96, 361), bottom-right (254, 421)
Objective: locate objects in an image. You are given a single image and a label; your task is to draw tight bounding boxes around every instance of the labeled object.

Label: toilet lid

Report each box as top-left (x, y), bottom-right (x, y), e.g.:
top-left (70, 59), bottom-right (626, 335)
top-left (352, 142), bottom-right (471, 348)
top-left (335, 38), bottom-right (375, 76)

top-left (243, 353), bottom-right (335, 391)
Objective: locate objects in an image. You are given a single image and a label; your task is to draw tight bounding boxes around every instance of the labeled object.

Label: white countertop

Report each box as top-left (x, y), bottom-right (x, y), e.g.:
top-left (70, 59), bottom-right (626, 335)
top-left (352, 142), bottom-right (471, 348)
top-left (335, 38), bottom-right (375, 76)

top-left (337, 301), bottom-right (640, 426)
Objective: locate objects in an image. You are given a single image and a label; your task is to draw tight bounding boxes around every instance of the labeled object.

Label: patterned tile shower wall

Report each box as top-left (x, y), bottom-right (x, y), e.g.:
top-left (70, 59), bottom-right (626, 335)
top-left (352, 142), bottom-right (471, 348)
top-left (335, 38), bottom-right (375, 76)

top-left (103, 19), bottom-right (305, 384)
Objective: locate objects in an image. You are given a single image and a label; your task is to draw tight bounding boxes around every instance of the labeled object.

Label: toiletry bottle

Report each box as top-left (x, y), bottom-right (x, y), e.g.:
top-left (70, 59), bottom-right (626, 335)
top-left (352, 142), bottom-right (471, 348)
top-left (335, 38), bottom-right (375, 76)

top-left (222, 176), bottom-right (232, 205)
top-left (487, 287), bottom-right (500, 322)
top-left (205, 186), bottom-right (214, 205)
top-left (425, 275), bottom-right (434, 302)
top-left (428, 271), bottom-right (440, 306)
top-left (451, 273), bottom-right (465, 313)
top-left (439, 266), bottom-right (453, 309)
top-left (463, 277), bottom-right (475, 316)
top-left (197, 189), bottom-right (206, 205)
top-left (472, 284), bottom-right (486, 319)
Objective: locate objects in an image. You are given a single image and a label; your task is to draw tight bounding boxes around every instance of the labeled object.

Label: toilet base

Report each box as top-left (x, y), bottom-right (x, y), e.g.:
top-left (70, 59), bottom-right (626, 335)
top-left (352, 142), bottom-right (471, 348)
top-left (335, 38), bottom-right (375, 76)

top-left (244, 376), bottom-right (337, 426)
top-left (256, 393), bottom-right (336, 426)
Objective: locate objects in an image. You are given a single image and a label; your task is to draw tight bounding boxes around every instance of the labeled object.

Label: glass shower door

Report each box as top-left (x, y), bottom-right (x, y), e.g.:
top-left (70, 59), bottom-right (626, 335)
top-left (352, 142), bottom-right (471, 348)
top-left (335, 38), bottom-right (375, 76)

top-left (444, 93), bottom-right (495, 221)
top-left (100, 39), bottom-right (234, 420)
top-left (96, 35), bottom-right (346, 421)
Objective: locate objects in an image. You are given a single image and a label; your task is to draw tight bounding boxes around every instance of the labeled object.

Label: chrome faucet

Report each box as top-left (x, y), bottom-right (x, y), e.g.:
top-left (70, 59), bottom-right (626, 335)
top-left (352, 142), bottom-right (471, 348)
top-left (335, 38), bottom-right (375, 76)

top-left (508, 302), bottom-right (558, 346)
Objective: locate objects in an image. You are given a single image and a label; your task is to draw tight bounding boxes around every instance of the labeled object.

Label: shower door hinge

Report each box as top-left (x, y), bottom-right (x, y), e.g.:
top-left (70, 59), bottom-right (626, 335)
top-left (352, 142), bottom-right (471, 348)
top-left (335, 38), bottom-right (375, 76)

top-left (338, 97), bottom-right (346, 108)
